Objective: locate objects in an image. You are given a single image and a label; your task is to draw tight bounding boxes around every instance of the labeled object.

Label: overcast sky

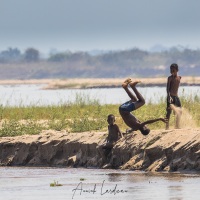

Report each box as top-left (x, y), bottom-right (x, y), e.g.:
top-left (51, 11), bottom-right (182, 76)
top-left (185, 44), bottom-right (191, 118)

top-left (1, 0), bottom-right (200, 54)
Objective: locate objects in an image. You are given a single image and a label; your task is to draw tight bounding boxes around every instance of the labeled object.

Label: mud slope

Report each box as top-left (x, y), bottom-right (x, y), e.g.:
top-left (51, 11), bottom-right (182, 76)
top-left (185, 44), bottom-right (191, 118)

top-left (0, 129), bottom-right (200, 172)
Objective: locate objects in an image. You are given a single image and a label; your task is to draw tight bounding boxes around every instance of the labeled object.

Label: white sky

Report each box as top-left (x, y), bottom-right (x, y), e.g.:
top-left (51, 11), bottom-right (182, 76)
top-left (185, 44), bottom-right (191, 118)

top-left (0, 0), bottom-right (200, 54)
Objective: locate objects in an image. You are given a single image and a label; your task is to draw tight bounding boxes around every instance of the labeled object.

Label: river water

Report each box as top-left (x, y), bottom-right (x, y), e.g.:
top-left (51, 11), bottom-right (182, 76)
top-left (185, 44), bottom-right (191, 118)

top-left (0, 84), bottom-right (199, 106)
top-left (0, 167), bottom-right (200, 200)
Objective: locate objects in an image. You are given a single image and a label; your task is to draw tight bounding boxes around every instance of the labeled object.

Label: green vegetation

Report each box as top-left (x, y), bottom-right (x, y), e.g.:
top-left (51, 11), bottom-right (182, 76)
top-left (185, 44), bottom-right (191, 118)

top-left (0, 94), bottom-right (199, 137)
top-left (50, 181), bottom-right (63, 187)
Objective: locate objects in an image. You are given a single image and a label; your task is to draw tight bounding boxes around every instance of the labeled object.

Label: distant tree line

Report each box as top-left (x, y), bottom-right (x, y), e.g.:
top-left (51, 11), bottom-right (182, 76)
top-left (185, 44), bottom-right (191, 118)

top-left (0, 48), bottom-right (40, 63)
top-left (0, 47), bottom-right (200, 78)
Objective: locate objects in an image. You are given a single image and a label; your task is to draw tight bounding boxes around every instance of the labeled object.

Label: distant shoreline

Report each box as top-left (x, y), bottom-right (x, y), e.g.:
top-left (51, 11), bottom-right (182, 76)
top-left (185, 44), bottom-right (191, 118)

top-left (0, 77), bottom-right (199, 89)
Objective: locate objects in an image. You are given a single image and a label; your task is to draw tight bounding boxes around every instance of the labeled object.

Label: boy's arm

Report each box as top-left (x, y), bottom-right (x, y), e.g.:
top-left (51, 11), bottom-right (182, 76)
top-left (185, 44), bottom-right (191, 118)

top-left (166, 76), bottom-right (171, 93)
top-left (166, 77), bottom-right (172, 103)
top-left (115, 124), bottom-right (123, 138)
top-left (118, 128), bottom-right (124, 138)
top-left (141, 118), bottom-right (167, 127)
top-left (106, 125), bottom-right (109, 142)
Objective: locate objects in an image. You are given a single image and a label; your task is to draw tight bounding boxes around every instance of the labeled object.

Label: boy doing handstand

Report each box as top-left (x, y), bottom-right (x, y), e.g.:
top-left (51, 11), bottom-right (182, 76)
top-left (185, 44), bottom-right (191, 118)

top-left (119, 79), bottom-right (166, 135)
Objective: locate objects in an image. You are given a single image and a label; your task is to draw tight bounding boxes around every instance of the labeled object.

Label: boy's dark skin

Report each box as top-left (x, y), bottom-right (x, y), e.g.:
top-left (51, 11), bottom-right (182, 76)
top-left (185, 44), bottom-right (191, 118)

top-left (97, 114), bottom-right (123, 166)
top-left (119, 79), bottom-right (166, 135)
top-left (107, 114), bottom-right (123, 144)
top-left (165, 63), bottom-right (182, 129)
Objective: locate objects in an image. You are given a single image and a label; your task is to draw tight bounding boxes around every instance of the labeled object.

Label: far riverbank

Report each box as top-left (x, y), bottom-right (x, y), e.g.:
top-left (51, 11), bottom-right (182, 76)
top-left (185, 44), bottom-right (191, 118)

top-left (0, 76), bottom-right (199, 89)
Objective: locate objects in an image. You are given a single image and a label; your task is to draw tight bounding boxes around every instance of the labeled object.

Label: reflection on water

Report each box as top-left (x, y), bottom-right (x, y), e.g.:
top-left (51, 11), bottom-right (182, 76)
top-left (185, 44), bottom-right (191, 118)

top-left (0, 84), bottom-right (199, 106)
top-left (0, 167), bottom-right (200, 200)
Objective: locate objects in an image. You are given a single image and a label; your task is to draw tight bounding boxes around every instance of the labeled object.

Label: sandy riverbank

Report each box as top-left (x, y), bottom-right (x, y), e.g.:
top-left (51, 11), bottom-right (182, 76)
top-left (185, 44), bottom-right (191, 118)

top-left (0, 128), bottom-right (200, 172)
top-left (0, 76), bottom-right (199, 89)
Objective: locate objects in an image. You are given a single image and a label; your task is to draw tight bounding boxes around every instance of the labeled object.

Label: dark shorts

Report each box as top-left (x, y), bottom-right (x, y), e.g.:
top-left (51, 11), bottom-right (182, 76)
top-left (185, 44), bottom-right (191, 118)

top-left (167, 96), bottom-right (181, 108)
top-left (119, 100), bottom-right (136, 112)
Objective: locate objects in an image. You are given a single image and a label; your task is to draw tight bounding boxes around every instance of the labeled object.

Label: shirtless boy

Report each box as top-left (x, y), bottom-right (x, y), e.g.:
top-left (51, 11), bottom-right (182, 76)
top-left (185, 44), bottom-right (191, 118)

top-left (97, 114), bottom-right (123, 166)
top-left (165, 63), bottom-right (182, 129)
top-left (119, 79), bottom-right (166, 135)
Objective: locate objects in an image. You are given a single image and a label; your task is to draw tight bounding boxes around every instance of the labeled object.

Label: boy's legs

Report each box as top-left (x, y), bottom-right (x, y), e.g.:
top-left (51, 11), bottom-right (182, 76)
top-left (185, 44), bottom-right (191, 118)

top-left (120, 79), bottom-right (145, 112)
top-left (166, 96), bottom-right (182, 129)
top-left (165, 107), bottom-right (171, 130)
top-left (97, 143), bottom-right (113, 166)
top-left (170, 104), bottom-right (182, 129)
top-left (129, 81), bottom-right (145, 110)
top-left (122, 79), bottom-right (137, 102)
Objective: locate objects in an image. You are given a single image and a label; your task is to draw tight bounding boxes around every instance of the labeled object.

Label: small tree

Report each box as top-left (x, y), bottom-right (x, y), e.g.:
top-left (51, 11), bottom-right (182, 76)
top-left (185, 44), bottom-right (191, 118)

top-left (24, 48), bottom-right (40, 62)
top-left (0, 47), bottom-right (22, 63)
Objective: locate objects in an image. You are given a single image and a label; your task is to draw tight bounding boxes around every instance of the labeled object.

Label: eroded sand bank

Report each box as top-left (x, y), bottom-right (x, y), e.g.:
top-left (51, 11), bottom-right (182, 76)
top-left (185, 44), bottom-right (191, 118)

top-left (0, 128), bottom-right (200, 172)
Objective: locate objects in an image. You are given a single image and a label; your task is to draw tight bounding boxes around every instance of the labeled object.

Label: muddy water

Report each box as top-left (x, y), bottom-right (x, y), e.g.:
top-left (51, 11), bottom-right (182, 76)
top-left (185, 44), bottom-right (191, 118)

top-left (0, 167), bottom-right (200, 200)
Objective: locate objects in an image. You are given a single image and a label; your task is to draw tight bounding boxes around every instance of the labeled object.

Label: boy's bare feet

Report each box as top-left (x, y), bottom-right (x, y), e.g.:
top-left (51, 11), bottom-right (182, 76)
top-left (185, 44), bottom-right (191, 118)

top-left (122, 78), bottom-right (132, 88)
top-left (129, 80), bottom-right (141, 87)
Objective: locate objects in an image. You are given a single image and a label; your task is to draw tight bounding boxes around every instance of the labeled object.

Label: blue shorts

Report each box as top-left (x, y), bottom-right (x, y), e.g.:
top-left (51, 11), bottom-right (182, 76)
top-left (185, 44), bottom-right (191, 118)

top-left (119, 100), bottom-right (136, 112)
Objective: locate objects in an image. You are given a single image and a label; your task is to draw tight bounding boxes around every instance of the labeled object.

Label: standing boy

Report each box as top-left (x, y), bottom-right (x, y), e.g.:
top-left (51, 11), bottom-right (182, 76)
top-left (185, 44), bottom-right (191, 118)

top-left (165, 63), bottom-right (182, 129)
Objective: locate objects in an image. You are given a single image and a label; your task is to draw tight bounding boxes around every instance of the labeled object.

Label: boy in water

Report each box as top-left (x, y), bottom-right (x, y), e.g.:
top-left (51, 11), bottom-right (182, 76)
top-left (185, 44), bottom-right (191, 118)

top-left (97, 114), bottom-right (123, 167)
top-left (165, 63), bottom-right (182, 129)
top-left (119, 78), bottom-right (166, 135)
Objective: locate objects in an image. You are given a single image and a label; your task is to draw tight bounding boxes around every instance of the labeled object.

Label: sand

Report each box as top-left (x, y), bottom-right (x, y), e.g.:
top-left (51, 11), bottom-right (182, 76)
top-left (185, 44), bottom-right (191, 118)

top-left (0, 128), bottom-right (200, 172)
top-left (0, 76), bottom-right (199, 89)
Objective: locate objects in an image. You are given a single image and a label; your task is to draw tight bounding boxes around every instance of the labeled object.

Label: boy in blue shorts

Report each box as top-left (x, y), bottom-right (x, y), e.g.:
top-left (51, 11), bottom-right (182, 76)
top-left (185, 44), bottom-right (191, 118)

top-left (119, 79), bottom-right (166, 135)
